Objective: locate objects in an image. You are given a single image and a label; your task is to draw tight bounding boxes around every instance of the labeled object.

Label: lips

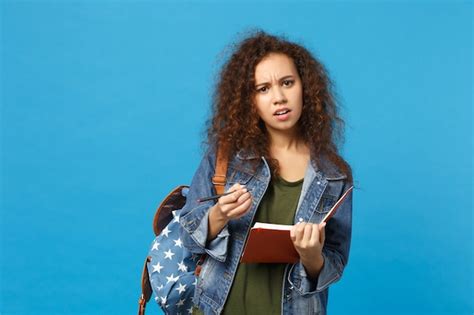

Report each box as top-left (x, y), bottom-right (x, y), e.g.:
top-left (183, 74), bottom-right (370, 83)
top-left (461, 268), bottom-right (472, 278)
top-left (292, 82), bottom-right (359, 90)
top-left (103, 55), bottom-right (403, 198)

top-left (273, 107), bottom-right (291, 116)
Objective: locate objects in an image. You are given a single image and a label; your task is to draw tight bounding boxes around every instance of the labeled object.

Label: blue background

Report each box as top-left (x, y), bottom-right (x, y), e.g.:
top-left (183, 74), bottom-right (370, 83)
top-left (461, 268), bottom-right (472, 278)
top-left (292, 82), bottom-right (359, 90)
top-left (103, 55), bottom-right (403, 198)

top-left (1, 1), bottom-right (472, 314)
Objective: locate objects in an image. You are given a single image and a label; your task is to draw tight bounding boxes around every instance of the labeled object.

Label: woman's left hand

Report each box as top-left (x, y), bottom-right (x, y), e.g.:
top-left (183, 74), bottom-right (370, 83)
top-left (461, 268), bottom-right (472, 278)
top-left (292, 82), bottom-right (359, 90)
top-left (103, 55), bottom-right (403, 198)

top-left (290, 222), bottom-right (326, 279)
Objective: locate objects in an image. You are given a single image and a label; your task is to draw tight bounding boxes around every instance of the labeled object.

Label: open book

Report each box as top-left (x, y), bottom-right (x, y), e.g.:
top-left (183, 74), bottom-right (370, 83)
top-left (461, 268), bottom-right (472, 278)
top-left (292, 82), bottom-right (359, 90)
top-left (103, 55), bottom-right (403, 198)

top-left (240, 186), bottom-right (353, 264)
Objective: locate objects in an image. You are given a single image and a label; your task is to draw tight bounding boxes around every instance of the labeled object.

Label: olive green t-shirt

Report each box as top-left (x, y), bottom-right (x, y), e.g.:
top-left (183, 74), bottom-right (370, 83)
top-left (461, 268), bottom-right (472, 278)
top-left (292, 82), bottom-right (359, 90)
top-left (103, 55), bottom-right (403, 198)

top-left (222, 176), bottom-right (303, 315)
top-left (193, 176), bottom-right (303, 315)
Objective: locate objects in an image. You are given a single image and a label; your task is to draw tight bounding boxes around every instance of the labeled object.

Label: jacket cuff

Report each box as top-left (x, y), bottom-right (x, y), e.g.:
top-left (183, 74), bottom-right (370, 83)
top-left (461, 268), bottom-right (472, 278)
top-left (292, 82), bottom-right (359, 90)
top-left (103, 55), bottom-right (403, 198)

top-left (180, 204), bottom-right (229, 262)
top-left (288, 251), bottom-right (342, 295)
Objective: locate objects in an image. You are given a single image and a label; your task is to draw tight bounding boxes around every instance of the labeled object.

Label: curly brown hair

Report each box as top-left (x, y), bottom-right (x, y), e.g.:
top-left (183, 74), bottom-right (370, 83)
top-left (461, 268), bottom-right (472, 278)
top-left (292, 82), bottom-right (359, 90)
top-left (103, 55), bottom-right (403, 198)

top-left (206, 30), bottom-right (352, 183)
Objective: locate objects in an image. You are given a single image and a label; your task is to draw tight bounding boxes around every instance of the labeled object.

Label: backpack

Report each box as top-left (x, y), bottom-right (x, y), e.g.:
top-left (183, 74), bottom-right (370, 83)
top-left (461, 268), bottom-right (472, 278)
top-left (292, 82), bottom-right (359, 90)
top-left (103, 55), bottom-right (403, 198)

top-left (138, 149), bottom-right (228, 315)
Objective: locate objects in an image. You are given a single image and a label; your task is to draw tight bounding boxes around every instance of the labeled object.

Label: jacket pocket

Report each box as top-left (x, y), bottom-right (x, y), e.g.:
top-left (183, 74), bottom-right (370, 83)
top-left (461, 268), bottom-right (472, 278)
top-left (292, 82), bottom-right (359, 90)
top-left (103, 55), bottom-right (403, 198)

top-left (315, 195), bottom-right (337, 214)
top-left (198, 256), bottom-right (215, 288)
top-left (226, 168), bottom-right (253, 186)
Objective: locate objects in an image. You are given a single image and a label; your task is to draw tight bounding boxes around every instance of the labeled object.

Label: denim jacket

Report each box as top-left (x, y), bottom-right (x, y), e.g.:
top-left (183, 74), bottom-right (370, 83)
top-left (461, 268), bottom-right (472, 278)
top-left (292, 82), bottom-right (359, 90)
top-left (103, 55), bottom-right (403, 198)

top-left (179, 146), bottom-right (353, 315)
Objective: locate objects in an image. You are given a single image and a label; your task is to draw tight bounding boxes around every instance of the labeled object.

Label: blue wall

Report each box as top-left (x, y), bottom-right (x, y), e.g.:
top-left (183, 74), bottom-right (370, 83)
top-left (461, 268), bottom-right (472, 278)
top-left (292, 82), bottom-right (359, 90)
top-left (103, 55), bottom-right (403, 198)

top-left (1, 1), bottom-right (472, 314)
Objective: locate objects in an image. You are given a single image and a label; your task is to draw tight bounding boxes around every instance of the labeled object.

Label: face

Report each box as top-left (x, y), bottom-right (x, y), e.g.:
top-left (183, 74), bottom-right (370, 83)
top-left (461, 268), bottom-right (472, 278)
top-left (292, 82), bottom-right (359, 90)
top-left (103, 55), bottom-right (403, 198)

top-left (253, 53), bottom-right (303, 137)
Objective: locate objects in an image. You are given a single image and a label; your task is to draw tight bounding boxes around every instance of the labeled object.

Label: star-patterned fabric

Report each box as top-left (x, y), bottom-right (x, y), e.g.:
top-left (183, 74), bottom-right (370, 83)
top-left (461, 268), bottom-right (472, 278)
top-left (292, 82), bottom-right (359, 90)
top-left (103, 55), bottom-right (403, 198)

top-left (148, 210), bottom-right (200, 315)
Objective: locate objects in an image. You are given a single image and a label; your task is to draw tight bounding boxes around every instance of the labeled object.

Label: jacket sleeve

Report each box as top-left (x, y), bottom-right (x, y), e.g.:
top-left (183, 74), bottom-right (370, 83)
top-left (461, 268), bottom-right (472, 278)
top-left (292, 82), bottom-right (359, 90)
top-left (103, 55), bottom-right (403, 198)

top-left (289, 181), bottom-right (353, 295)
top-left (178, 146), bottom-right (230, 262)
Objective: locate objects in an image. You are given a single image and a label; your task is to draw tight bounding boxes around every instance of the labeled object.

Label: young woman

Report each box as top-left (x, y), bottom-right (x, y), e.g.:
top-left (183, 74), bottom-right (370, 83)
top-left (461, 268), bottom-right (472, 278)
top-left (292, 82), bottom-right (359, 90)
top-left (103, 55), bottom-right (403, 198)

top-left (179, 31), bottom-right (353, 315)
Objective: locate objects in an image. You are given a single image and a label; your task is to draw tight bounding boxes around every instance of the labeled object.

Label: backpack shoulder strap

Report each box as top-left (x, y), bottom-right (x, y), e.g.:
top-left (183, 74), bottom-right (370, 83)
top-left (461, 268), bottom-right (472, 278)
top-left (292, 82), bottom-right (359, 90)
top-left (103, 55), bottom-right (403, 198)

top-left (138, 146), bottom-right (228, 315)
top-left (138, 256), bottom-right (152, 315)
top-left (212, 148), bottom-right (228, 195)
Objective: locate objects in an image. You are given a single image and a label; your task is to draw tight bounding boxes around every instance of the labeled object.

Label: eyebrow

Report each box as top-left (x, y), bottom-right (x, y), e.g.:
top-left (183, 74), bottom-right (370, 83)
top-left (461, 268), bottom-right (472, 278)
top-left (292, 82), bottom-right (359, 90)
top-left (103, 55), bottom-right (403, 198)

top-left (255, 75), bottom-right (295, 87)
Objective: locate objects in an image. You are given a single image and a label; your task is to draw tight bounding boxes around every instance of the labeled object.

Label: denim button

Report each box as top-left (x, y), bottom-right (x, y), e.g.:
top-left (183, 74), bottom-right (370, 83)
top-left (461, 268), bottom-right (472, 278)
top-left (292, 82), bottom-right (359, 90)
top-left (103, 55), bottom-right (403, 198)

top-left (317, 181), bottom-right (321, 185)
top-left (298, 218), bottom-right (303, 222)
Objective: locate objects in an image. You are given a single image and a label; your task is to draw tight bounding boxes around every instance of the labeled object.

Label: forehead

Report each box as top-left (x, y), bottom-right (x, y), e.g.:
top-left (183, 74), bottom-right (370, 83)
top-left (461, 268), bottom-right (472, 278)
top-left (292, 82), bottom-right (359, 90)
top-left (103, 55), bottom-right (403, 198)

top-left (254, 53), bottom-right (298, 80)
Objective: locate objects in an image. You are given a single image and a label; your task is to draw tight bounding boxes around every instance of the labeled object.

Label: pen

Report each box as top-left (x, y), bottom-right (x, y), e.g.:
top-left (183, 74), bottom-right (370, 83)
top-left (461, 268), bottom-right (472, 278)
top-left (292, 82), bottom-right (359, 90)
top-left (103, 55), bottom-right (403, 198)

top-left (197, 191), bottom-right (236, 203)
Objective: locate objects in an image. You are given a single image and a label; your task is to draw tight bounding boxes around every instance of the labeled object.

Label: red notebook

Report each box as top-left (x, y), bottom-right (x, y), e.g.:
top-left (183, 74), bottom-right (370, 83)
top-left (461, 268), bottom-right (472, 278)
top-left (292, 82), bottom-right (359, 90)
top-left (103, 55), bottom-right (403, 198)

top-left (240, 223), bottom-right (298, 263)
top-left (240, 186), bottom-right (353, 264)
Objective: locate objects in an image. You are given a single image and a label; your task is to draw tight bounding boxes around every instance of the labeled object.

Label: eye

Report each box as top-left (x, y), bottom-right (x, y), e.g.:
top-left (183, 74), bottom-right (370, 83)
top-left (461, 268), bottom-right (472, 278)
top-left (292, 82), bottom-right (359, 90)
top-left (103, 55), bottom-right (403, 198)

top-left (282, 79), bottom-right (294, 87)
top-left (257, 86), bottom-right (269, 93)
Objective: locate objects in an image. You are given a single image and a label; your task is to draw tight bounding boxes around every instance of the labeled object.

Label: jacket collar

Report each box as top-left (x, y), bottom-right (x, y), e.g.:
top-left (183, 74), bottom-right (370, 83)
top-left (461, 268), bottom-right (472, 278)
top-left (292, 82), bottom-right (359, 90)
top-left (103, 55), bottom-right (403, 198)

top-left (236, 149), bottom-right (346, 181)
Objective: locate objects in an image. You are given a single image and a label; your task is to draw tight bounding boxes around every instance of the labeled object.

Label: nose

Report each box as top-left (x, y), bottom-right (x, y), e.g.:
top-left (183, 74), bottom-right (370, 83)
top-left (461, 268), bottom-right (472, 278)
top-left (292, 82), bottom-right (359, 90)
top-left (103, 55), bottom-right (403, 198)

top-left (272, 86), bottom-right (287, 105)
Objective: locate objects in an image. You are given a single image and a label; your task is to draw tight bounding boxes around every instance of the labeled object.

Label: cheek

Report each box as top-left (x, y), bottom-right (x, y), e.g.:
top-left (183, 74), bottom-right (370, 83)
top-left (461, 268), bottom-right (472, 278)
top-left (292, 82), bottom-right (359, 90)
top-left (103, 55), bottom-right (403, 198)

top-left (254, 96), bottom-right (269, 117)
top-left (292, 96), bottom-right (304, 121)
top-left (292, 87), bottom-right (303, 103)
top-left (293, 91), bottom-right (303, 113)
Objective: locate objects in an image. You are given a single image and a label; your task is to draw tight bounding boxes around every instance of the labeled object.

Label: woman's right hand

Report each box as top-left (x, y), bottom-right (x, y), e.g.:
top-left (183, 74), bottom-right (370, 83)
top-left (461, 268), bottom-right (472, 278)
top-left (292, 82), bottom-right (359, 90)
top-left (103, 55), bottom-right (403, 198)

top-left (213, 183), bottom-right (252, 221)
top-left (207, 183), bottom-right (252, 240)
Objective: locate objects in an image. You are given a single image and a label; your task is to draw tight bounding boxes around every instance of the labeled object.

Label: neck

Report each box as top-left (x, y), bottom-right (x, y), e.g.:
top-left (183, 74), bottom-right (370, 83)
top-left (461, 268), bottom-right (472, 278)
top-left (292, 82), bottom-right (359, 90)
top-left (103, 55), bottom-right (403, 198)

top-left (267, 127), bottom-right (306, 153)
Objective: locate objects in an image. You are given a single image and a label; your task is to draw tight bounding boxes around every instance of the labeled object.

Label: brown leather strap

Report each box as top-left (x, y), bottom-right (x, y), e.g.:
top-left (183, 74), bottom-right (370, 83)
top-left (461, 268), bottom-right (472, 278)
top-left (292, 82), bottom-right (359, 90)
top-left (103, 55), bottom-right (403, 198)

top-left (212, 147), bottom-right (228, 195)
top-left (138, 294), bottom-right (146, 315)
top-left (138, 256), bottom-right (152, 315)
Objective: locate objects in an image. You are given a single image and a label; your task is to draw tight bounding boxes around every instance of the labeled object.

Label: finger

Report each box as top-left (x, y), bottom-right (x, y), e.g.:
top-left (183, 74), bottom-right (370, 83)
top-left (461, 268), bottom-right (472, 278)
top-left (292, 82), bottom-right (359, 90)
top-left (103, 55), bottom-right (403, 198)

top-left (230, 199), bottom-right (252, 219)
top-left (228, 197), bottom-right (252, 218)
top-left (236, 191), bottom-right (251, 204)
top-left (310, 224), bottom-right (320, 245)
top-left (230, 183), bottom-right (243, 191)
top-left (290, 225), bottom-right (297, 241)
top-left (295, 222), bottom-right (306, 243)
top-left (319, 222), bottom-right (326, 244)
top-left (223, 191), bottom-right (251, 212)
top-left (220, 186), bottom-right (247, 205)
top-left (303, 224), bottom-right (313, 244)
top-left (229, 183), bottom-right (246, 194)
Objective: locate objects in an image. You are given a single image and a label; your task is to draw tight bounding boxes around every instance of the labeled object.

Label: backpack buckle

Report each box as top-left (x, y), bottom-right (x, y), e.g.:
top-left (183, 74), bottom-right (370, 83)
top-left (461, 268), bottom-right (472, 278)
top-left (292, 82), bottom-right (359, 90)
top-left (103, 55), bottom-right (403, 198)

top-left (212, 175), bottom-right (226, 185)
